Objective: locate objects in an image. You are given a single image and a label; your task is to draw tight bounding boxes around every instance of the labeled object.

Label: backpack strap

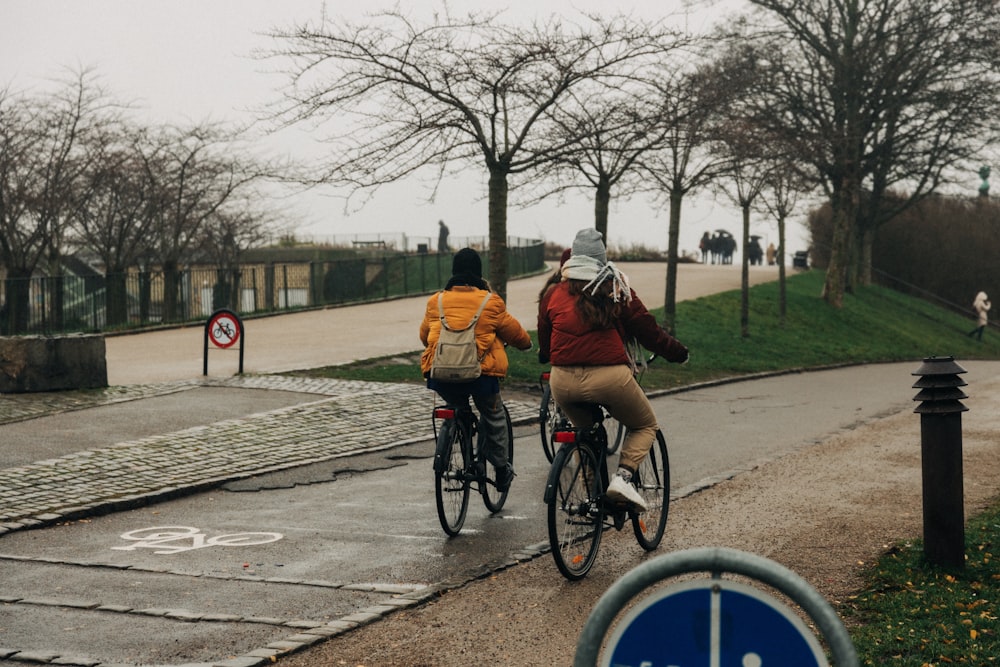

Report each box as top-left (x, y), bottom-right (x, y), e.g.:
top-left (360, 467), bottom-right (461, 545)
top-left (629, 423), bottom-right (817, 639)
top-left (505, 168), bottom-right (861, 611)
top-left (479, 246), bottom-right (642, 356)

top-left (438, 290), bottom-right (492, 332)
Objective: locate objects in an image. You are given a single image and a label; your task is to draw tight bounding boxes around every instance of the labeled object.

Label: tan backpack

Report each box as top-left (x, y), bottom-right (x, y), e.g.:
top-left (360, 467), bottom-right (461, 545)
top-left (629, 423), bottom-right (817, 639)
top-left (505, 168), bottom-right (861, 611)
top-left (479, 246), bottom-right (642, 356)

top-left (429, 291), bottom-right (491, 382)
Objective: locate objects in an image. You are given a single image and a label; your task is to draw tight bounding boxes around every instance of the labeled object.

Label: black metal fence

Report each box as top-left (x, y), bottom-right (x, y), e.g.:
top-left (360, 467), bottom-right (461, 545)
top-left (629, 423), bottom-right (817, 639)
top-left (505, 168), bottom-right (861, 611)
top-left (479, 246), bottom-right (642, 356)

top-left (0, 241), bottom-right (544, 336)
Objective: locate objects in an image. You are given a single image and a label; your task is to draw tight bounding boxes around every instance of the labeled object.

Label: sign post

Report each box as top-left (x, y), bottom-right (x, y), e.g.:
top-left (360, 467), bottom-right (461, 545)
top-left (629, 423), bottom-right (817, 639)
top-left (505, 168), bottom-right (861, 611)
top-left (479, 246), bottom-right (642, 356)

top-left (575, 547), bottom-right (858, 667)
top-left (204, 309), bottom-right (244, 376)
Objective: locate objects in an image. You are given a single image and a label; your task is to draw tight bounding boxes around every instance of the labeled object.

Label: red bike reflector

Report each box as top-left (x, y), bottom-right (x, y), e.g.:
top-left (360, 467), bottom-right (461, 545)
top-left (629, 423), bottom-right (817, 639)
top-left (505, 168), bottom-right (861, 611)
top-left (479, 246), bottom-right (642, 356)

top-left (553, 431), bottom-right (577, 443)
top-left (434, 408), bottom-right (456, 419)
top-left (541, 371), bottom-right (551, 381)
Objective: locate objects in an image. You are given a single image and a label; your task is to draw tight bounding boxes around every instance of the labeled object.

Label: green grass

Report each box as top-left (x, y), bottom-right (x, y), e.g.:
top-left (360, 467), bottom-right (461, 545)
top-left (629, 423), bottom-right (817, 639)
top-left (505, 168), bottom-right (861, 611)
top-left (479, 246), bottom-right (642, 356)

top-left (844, 497), bottom-right (1000, 665)
top-left (284, 268), bottom-right (1000, 664)
top-left (287, 269), bottom-right (1000, 393)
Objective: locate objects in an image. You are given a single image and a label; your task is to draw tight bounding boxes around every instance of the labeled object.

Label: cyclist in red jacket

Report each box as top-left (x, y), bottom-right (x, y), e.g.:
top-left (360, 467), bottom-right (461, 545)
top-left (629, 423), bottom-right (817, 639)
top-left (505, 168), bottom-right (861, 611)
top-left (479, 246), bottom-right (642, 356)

top-left (537, 228), bottom-right (688, 512)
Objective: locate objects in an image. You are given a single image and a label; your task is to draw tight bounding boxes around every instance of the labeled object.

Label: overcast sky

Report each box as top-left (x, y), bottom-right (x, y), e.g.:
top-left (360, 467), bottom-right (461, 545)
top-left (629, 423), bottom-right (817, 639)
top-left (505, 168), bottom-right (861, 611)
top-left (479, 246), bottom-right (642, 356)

top-left (1, 0), bottom-right (809, 256)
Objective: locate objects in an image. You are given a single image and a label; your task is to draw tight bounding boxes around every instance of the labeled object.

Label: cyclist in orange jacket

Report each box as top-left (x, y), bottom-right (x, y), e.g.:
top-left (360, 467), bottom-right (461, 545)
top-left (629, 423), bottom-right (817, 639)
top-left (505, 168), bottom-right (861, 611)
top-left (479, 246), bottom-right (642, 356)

top-left (419, 248), bottom-right (532, 491)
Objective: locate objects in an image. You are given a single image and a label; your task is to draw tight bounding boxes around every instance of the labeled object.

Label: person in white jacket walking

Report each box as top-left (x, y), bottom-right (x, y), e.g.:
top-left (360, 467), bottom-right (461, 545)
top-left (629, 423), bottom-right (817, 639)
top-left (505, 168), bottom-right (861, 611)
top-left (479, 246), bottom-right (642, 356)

top-left (968, 291), bottom-right (991, 341)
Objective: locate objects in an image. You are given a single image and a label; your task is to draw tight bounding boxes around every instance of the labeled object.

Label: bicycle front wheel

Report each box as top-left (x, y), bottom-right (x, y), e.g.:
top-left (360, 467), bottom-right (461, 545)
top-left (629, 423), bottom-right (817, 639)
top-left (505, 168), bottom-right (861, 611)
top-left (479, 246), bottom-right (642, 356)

top-left (631, 429), bottom-right (670, 550)
top-left (604, 412), bottom-right (625, 455)
top-left (481, 404), bottom-right (513, 513)
top-left (539, 383), bottom-right (559, 463)
top-left (434, 420), bottom-right (470, 536)
top-left (546, 443), bottom-right (603, 580)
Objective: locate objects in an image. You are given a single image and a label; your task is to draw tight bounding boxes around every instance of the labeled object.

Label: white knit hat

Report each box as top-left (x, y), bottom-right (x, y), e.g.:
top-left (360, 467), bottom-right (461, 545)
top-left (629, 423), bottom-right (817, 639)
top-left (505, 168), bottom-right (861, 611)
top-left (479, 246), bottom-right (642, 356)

top-left (571, 228), bottom-right (607, 265)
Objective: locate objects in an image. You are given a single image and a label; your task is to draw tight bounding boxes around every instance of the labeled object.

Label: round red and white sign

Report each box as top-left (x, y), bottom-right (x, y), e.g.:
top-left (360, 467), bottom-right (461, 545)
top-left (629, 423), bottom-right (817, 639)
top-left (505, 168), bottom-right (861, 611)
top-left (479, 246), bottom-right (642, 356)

top-left (207, 311), bottom-right (240, 349)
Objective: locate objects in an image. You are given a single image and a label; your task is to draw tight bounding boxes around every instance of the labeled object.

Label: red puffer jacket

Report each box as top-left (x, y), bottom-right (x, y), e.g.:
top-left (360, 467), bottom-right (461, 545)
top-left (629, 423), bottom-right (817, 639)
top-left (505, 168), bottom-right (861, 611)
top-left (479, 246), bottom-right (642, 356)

top-left (537, 281), bottom-right (688, 366)
top-left (419, 285), bottom-right (532, 378)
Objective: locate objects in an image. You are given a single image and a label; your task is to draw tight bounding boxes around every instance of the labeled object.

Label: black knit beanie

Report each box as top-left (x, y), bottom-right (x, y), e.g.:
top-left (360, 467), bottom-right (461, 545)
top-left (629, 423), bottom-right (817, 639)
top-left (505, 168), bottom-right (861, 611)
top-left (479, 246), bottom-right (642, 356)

top-left (451, 247), bottom-right (482, 278)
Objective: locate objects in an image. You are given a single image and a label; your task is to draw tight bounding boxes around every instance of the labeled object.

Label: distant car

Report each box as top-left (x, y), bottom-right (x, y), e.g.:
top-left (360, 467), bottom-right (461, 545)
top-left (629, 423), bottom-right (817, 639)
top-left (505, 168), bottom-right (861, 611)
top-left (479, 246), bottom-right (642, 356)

top-left (792, 251), bottom-right (809, 269)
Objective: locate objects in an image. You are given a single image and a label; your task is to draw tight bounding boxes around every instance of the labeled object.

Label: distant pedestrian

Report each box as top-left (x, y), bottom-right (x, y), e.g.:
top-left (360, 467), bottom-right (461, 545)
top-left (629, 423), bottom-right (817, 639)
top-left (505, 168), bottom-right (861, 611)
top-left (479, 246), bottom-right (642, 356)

top-left (438, 220), bottom-right (450, 253)
top-left (766, 243), bottom-right (776, 266)
top-left (968, 291), bottom-right (991, 341)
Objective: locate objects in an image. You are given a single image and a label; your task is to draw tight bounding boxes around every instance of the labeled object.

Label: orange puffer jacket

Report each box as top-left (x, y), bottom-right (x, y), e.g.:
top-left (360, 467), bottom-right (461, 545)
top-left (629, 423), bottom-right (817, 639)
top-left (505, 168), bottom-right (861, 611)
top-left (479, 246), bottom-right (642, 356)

top-left (419, 286), bottom-right (532, 378)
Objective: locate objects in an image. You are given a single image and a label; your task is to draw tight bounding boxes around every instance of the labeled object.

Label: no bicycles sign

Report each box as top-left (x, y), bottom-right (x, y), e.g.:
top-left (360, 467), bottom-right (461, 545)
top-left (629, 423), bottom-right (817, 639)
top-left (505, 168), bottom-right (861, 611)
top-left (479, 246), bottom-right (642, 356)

top-left (208, 310), bottom-right (240, 348)
top-left (203, 309), bottom-right (245, 375)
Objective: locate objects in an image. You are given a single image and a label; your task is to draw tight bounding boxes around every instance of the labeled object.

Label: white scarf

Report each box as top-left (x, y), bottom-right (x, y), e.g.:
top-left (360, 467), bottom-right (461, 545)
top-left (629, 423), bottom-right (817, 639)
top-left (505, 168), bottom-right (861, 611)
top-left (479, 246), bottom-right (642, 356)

top-left (561, 255), bottom-right (632, 303)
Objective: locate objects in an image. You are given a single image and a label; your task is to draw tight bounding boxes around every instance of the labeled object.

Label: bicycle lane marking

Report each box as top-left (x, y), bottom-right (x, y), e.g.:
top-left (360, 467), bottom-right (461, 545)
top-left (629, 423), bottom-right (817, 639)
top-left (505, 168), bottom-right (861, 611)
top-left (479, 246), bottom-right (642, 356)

top-left (111, 525), bottom-right (283, 555)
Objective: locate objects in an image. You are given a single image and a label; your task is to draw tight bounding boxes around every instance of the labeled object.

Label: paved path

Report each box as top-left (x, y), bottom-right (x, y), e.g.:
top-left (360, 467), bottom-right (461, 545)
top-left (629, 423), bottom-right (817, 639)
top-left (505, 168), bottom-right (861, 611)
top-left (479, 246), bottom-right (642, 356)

top-left (0, 376), bottom-right (539, 535)
top-left (103, 262), bottom-right (780, 384)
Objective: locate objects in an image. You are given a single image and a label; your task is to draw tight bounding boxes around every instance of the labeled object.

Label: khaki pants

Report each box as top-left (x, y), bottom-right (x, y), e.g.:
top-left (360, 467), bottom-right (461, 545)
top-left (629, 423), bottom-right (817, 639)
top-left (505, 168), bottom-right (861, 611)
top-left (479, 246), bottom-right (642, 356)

top-left (549, 364), bottom-right (657, 472)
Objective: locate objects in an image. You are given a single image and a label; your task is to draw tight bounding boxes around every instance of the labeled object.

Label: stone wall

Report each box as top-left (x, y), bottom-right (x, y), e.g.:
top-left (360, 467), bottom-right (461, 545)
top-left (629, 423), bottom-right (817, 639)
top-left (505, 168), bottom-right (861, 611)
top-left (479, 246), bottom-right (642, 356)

top-left (0, 334), bottom-right (108, 393)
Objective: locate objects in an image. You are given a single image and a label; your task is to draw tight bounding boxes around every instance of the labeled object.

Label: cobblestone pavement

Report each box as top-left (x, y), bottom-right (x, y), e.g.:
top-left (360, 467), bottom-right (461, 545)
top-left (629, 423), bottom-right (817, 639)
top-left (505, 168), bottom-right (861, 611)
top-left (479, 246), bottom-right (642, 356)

top-left (0, 375), bottom-right (539, 537)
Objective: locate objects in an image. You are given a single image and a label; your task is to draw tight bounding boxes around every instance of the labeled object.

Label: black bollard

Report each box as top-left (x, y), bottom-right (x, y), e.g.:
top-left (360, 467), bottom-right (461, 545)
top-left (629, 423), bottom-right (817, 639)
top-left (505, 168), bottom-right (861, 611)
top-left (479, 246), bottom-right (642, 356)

top-left (912, 356), bottom-right (968, 568)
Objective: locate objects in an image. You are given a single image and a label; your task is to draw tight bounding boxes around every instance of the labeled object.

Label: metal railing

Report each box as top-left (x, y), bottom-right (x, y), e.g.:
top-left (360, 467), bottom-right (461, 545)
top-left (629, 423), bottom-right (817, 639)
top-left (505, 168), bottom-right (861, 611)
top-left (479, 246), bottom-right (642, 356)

top-left (0, 240), bottom-right (544, 336)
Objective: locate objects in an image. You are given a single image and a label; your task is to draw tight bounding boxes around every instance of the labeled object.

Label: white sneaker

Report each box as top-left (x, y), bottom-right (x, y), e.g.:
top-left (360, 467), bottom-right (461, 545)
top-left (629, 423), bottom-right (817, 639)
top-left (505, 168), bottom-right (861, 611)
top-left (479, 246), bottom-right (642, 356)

top-left (607, 474), bottom-right (648, 513)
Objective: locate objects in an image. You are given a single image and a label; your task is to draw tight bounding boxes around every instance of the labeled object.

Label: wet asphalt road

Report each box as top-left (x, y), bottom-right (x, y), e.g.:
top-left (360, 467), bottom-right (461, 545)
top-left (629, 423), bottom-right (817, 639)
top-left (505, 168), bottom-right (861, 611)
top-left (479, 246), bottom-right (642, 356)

top-left (5, 360), bottom-right (996, 666)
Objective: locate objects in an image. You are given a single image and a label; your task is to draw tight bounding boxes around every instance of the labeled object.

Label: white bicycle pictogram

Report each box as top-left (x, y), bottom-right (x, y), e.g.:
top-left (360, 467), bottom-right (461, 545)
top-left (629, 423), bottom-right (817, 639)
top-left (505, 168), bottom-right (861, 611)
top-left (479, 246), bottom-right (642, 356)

top-left (112, 525), bottom-right (283, 555)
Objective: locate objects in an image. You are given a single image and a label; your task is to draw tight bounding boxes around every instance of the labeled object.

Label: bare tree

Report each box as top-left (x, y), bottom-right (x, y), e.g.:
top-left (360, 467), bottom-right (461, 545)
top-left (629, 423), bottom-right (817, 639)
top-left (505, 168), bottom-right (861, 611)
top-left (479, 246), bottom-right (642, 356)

top-left (136, 123), bottom-right (263, 321)
top-left (197, 192), bottom-right (279, 312)
top-left (640, 59), bottom-right (735, 333)
top-left (262, 8), bottom-right (674, 300)
top-left (521, 48), bottom-right (691, 242)
top-left (715, 120), bottom-right (775, 338)
top-left (0, 69), bottom-right (117, 333)
top-left (0, 86), bottom-right (36, 333)
top-left (69, 121), bottom-right (157, 326)
top-left (758, 165), bottom-right (810, 324)
top-left (744, 0), bottom-right (1000, 307)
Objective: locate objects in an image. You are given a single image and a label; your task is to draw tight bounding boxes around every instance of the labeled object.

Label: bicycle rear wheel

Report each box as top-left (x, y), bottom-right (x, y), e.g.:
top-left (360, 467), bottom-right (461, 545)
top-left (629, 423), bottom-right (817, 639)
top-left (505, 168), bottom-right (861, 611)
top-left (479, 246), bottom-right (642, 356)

top-left (546, 442), bottom-right (603, 580)
top-left (434, 419), bottom-right (470, 536)
top-left (481, 404), bottom-right (513, 512)
top-left (631, 429), bottom-right (669, 550)
top-left (539, 383), bottom-right (559, 463)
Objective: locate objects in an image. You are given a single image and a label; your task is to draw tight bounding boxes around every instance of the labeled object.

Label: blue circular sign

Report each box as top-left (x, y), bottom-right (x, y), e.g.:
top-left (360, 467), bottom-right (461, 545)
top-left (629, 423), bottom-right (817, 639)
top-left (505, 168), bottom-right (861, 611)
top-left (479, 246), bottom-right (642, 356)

top-left (603, 579), bottom-right (828, 667)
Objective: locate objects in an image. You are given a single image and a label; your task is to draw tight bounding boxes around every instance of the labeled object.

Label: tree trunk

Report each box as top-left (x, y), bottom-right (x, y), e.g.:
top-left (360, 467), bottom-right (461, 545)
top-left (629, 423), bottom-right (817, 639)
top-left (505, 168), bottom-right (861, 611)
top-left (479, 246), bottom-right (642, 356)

top-left (138, 271), bottom-right (152, 322)
top-left (662, 189), bottom-right (683, 334)
top-left (163, 259), bottom-right (181, 322)
top-left (2, 268), bottom-right (32, 334)
top-left (741, 203), bottom-right (750, 338)
top-left (823, 176), bottom-right (861, 308)
top-left (859, 224), bottom-right (874, 286)
top-left (106, 270), bottom-right (129, 327)
top-left (47, 249), bottom-right (65, 332)
top-left (594, 178), bottom-right (610, 243)
top-left (213, 267), bottom-right (232, 311)
top-left (778, 214), bottom-right (787, 325)
top-left (487, 168), bottom-right (509, 302)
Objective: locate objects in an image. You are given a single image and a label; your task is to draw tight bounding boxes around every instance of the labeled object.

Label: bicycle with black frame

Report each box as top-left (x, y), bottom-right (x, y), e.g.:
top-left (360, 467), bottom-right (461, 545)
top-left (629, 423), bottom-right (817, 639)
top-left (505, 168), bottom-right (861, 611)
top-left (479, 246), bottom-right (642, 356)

top-left (538, 339), bottom-right (651, 463)
top-left (432, 401), bottom-right (514, 536)
top-left (538, 377), bottom-right (623, 463)
top-left (543, 396), bottom-right (669, 580)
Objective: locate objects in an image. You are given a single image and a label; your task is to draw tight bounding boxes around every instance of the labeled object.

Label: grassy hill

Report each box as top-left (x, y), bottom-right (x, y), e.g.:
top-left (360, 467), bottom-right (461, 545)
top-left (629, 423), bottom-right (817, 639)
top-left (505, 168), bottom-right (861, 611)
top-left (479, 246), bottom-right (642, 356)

top-left (288, 268), bottom-right (1000, 391)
